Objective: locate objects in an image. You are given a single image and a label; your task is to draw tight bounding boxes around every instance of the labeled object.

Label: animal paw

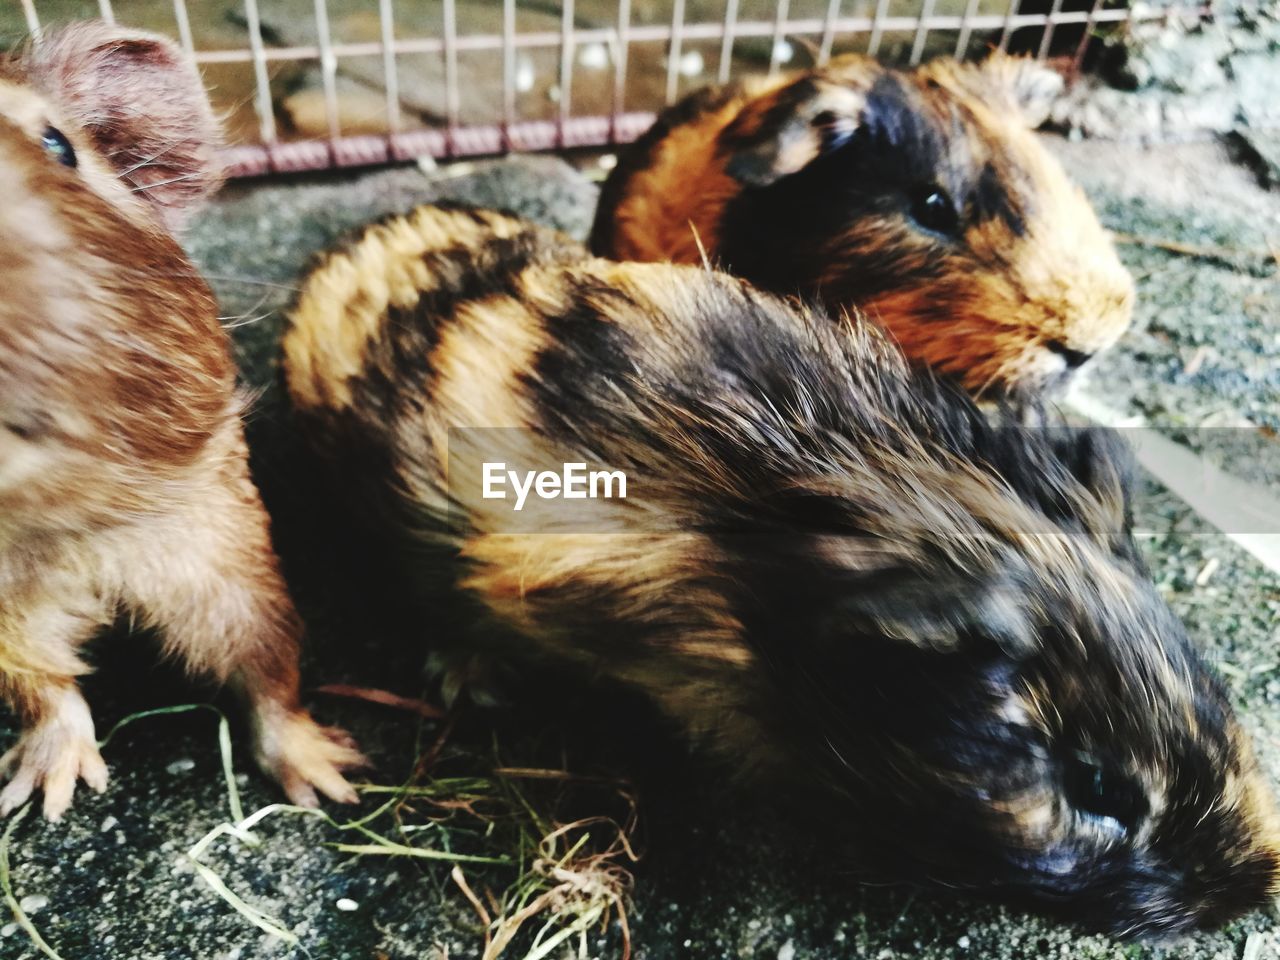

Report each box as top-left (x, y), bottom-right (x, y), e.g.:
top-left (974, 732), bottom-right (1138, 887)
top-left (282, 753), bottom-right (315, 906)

top-left (252, 708), bottom-right (365, 808)
top-left (0, 693), bottom-right (108, 820)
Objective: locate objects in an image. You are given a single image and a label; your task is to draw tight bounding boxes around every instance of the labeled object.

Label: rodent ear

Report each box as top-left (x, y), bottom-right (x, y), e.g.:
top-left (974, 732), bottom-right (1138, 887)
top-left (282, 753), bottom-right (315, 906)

top-left (719, 70), bottom-right (872, 187)
top-left (924, 53), bottom-right (1064, 130)
top-left (22, 21), bottom-right (224, 230)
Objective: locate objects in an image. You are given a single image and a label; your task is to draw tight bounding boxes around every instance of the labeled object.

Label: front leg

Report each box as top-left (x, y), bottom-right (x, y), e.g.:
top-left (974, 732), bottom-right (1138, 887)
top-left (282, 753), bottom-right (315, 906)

top-left (0, 680), bottom-right (108, 819)
top-left (120, 449), bottom-right (364, 807)
top-left (0, 601), bottom-right (111, 820)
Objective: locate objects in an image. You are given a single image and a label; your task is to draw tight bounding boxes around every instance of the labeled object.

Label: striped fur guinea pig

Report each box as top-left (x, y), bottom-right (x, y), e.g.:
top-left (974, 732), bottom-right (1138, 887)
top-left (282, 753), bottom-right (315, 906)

top-left (0, 22), bottom-right (362, 818)
top-left (284, 205), bottom-right (1278, 937)
top-left (590, 53), bottom-right (1134, 396)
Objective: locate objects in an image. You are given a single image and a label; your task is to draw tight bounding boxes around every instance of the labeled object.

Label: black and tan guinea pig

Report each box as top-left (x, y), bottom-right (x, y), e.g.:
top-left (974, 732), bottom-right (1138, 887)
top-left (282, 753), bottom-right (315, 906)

top-left (590, 53), bottom-right (1134, 397)
top-left (0, 22), bottom-right (363, 818)
top-left (285, 204), bottom-right (1278, 938)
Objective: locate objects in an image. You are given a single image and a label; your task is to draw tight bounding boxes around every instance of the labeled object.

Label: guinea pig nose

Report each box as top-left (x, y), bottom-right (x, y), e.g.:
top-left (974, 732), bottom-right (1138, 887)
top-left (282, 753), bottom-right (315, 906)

top-left (1044, 340), bottom-right (1093, 370)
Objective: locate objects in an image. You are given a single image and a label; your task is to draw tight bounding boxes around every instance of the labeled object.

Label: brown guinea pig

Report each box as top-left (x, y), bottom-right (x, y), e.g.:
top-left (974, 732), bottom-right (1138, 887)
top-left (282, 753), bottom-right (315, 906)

top-left (283, 204), bottom-right (1278, 938)
top-left (0, 22), bottom-right (362, 818)
top-left (590, 54), bottom-right (1134, 397)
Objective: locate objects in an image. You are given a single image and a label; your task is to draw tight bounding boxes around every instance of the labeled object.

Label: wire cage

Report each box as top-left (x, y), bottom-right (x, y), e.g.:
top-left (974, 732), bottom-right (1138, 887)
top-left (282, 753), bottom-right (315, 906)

top-left (8, 0), bottom-right (1204, 178)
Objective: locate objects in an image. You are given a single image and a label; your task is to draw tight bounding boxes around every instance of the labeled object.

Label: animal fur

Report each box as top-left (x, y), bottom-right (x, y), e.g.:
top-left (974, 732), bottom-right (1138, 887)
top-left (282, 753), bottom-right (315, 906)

top-left (590, 54), bottom-right (1134, 396)
top-left (0, 21), bottom-right (361, 818)
top-left (284, 203), bottom-right (1279, 938)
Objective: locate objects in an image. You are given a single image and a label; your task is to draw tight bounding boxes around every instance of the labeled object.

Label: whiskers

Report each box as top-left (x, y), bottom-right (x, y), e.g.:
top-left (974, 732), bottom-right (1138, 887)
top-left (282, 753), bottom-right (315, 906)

top-left (102, 262), bottom-right (298, 333)
top-left (130, 171), bottom-right (205, 195)
top-left (199, 273), bottom-right (300, 295)
top-left (114, 134), bottom-right (201, 182)
top-left (220, 308), bottom-right (274, 331)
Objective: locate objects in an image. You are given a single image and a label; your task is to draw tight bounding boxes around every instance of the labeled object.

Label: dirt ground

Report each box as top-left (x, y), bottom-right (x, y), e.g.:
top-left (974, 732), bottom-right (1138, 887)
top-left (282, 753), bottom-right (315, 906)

top-left (0, 136), bottom-right (1278, 960)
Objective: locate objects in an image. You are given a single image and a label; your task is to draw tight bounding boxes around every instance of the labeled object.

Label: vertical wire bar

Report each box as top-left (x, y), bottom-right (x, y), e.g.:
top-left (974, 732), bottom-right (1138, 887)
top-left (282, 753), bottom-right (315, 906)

top-left (866, 0), bottom-right (893, 56)
top-left (378, 0), bottom-right (401, 135)
top-left (610, 0), bottom-right (631, 141)
top-left (20, 0), bottom-right (41, 36)
top-left (997, 0), bottom-right (1021, 52)
top-left (909, 0), bottom-right (937, 64)
top-left (558, 0), bottom-right (575, 146)
top-left (818, 0), bottom-right (842, 65)
top-left (442, 0), bottom-right (461, 155)
top-left (767, 0), bottom-right (791, 77)
top-left (312, 0), bottom-right (342, 142)
top-left (172, 0), bottom-right (196, 54)
top-left (665, 0), bottom-right (687, 105)
top-left (717, 0), bottom-right (739, 84)
top-left (1037, 0), bottom-right (1066, 59)
top-left (502, 0), bottom-right (516, 149)
top-left (1071, 0), bottom-right (1107, 72)
top-left (243, 0), bottom-right (279, 144)
top-left (97, 0), bottom-right (115, 23)
top-left (953, 0), bottom-right (982, 59)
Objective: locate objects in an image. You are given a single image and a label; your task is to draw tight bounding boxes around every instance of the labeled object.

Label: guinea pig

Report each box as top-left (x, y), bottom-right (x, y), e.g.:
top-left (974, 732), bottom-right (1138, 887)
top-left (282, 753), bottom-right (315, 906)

top-left (0, 22), bottom-right (362, 818)
top-left (590, 54), bottom-right (1135, 397)
top-left (282, 203), bottom-right (1279, 938)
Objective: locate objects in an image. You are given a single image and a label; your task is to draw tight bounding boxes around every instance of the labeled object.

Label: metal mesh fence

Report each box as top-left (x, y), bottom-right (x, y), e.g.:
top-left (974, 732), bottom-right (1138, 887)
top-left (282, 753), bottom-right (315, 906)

top-left (9, 0), bottom-right (1205, 176)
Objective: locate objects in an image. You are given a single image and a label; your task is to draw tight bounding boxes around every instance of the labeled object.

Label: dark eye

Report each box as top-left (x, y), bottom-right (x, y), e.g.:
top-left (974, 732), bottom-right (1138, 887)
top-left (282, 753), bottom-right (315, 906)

top-left (1064, 753), bottom-right (1148, 830)
top-left (909, 185), bottom-right (958, 236)
top-left (41, 126), bottom-right (77, 169)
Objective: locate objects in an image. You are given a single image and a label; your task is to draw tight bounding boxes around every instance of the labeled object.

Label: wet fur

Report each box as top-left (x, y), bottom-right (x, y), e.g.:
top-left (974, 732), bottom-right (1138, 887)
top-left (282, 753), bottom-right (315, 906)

top-left (0, 21), bottom-right (361, 818)
top-left (285, 204), bottom-right (1279, 938)
top-left (591, 54), bottom-right (1134, 396)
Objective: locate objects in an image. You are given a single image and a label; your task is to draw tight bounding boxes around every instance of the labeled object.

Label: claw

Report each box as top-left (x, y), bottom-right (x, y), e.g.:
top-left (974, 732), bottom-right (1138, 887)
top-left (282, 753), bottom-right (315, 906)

top-left (253, 708), bottom-right (365, 807)
top-left (0, 693), bottom-right (110, 820)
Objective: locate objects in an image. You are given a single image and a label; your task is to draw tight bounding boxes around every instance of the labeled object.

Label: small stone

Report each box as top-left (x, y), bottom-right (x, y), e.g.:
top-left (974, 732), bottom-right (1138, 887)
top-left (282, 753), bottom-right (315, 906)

top-left (19, 894), bottom-right (48, 913)
top-left (1233, 53), bottom-right (1280, 127)
top-left (1195, 556), bottom-right (1221, 586)
top-left (578, 43), bottom-right (609, 70)
top-left (778, 940), bottom-right (796, 960)
top-left (1, 923), bottom-right (18, 937)
top-left (166, 758), bottom-right (196, 775)
top-left (1227, 128), bottom-right (1280, 190)
top-left (678, 50), bottom-right (705, 78)
top-left (335, 898), bottom-right (359, 912)
top-left (100, 816), bottom-right (118, 833)
top-left (958, 935), bottom-right (972, 949)
top-left (515, 56), bottom-right (536, 94)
